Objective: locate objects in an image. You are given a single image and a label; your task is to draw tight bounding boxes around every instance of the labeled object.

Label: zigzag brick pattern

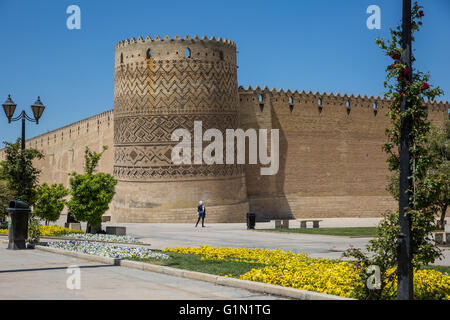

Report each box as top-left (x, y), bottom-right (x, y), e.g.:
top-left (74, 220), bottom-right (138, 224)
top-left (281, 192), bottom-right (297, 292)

top-left (113, 36), bottom-right (244, 182)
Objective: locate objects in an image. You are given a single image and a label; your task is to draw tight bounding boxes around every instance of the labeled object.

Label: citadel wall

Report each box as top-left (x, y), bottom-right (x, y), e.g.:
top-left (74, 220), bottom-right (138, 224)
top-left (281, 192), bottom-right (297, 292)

top-left (0, 110), bottom-right (115, 192)
top-left (1, 90), bottom-right (446, 221)
top-left (238, 87), bottom-right (448, 219)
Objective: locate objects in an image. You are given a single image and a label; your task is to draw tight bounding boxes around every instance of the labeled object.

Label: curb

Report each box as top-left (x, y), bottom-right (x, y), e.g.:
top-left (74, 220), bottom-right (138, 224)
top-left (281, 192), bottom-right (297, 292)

top-left (1, 239), bottom-right (353, 300)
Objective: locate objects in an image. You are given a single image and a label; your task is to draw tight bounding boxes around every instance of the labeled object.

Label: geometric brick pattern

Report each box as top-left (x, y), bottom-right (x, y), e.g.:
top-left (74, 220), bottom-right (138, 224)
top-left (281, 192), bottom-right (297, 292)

top-left (114, 59), bottom-right (238, 117)
top-left (114, 114), bottom-right (238, 144)
top-left (113, 38), bottom-right (243, 182)
top-left (113, 163), bottom-right (244, 182)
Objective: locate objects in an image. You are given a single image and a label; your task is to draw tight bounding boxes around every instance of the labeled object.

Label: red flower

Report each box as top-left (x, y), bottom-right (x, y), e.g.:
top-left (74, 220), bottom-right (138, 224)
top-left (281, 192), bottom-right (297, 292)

top-left (421, 82), bottom-right (430, 90)
top-left (401, 93), bottom-right (404, 97)
top-left (419, 11), bottom-right (424, 17)
top-left (403, 68), bottom-right (409, 76)
top-left (397, 76), bottom-right (402, 82)
top-left (391, 54), bottom-right (400, 60)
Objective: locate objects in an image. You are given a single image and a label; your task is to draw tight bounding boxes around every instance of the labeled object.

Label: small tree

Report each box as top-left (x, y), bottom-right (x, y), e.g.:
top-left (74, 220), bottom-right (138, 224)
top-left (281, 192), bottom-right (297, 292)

top-left (427, 121), bottom-right (450, 229)
top-left (67, 146), bottom-right (117, 233)
top-left (386, 121), bottom-right (449, 230)
top-left (34, 183), bottom-right (69, 225)
top-left (27, 216), bottom-right (41, 247)
top-left (0, 139), bottom-right (43, 206)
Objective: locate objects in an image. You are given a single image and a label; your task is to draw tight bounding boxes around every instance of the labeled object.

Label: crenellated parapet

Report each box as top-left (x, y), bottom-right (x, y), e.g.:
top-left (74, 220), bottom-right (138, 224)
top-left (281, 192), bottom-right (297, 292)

top-left (24, 109), bottom-right (114, 150)
top-left (238, 86), bottom-right (449, 114)
top-left (115, 34), bottom-right (237, 67)
top-left (116, 34), bottom-right (236, 49)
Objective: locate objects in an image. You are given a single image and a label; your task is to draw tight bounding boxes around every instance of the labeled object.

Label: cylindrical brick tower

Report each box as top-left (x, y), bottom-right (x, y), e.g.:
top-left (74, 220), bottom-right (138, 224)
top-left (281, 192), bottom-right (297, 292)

top-left (112, 35), bottom-right (249, 222)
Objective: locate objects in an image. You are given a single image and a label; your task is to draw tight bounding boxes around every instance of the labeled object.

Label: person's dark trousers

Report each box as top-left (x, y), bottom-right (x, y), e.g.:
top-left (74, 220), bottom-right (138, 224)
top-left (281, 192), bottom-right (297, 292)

top-left (195, 216), bottom-right (205, 227)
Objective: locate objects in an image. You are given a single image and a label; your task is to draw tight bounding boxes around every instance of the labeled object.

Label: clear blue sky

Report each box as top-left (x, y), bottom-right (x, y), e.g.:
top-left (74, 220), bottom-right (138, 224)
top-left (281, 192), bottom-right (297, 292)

top-left (0, 0), bottom-right (449, 146)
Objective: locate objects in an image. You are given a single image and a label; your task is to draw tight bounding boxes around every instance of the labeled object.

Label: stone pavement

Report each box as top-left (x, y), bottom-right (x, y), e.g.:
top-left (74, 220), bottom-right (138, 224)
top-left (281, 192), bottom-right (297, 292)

top-left (57, 218), bottom-right (450, 266)
top-left (101, 219), bottom-right (450, 266)
top-left (0, 246), bottom-right (284, 300)
top-left (101, 219), bottom-right (378, 260)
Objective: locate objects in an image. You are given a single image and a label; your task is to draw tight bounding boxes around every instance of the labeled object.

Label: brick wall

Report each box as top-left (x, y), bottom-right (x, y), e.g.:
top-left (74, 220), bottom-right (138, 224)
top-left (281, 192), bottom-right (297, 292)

top-left (1, 90), bottom-right (447, 222)
top-left (237, 87), bottom-right (448, 219)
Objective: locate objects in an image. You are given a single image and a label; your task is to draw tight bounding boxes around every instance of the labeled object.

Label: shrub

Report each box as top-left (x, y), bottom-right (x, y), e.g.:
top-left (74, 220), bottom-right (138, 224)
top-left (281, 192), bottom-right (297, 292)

top-left (34, 183), bottom-right (69, 224)
top-left (27, 217), bottom-right (41, 245)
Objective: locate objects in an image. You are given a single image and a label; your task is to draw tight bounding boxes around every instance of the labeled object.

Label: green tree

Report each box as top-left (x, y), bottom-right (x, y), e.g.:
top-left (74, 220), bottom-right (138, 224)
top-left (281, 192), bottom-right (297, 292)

top-left (0, 139), bottom-right (43, 206)
top-left (67, 146), bottom-right (117, 233)
top-left (386, 121), bottom-right (449, 230)
top-left (0, 180), bottom-right (12, 220)
top-left (344, 2), bottom-right (444, 299)
top-left (34, 183), bottom-right (69, 225)
top-left (426, 121), bottom-right (449, 229)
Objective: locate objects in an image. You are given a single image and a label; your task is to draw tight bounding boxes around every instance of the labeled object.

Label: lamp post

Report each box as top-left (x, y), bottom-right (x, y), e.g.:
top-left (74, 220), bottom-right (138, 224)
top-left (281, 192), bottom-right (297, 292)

top-left (2, 94), bottom-right (45, 150)
top-left (2, 94), bottom-right (45, 190)
top-left (398, 0), bottom-right (413, 300)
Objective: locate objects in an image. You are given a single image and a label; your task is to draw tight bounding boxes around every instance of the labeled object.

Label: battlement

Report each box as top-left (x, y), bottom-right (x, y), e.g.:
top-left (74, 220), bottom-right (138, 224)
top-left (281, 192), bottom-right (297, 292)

top-left (23, 109), bottom-right (114, 150)
top-left (115, 34), bottom-right (237, 66)
top-left (238, 86), bottom-right (450, 112)
top-left (115, 34), bottom-right (236, 49)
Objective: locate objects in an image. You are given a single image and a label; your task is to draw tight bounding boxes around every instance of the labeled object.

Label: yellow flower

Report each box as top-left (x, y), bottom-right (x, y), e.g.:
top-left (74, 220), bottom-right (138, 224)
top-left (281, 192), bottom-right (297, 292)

top-left (164, 245), bottom-right (450, 300)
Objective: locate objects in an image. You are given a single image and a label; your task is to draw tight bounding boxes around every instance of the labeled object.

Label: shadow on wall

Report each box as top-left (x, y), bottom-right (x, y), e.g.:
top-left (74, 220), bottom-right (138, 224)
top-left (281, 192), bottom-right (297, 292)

top-left (243, 94), bottom-right (294, 221)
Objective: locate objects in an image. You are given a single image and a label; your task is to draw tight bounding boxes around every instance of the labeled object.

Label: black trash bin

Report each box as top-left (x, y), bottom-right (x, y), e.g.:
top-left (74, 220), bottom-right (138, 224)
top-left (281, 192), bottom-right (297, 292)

top-left (246, 212), bottom-right (256, 230)
top-left (7, 200), bottom-right (31, 250)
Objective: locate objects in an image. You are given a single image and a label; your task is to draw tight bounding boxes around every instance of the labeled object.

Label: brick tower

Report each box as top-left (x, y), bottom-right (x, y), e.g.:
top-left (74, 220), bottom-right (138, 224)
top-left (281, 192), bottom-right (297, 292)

top-left (112, 35), bottom-right (249, 222)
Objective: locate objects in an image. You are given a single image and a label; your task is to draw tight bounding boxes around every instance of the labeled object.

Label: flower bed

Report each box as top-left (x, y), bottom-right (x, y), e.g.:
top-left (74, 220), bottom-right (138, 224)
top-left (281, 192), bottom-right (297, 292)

top-left (40, 226), bottom-right (85, 236)
top-left (60, 233), bottom-right (141, 244)
top-left (0, 226), bottom-right (84, 236)
top-left (46, 241), bottom-right (169, 260)
top-left (164, 246), bottom-right (450, 300)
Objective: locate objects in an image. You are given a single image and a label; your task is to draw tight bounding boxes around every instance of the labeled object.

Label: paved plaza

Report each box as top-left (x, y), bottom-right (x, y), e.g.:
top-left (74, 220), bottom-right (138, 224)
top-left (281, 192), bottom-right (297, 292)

top-left (113, 221), bottom-right (374, 260)
top-left (1, 218), bottom-right (449, 299)
top-left (0, 246), bottom-right (284, 300)
top-left (75, 218), bottom-right (450, 265)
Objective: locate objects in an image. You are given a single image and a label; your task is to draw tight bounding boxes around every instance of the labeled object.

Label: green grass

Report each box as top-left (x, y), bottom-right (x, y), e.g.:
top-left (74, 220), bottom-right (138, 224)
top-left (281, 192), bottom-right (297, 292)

top-left (255, 227), bottom-right (377, 237)
top-left (421, 265), bottom-right (450, 275)
top-left (127, 250), bottom-right (265, 278)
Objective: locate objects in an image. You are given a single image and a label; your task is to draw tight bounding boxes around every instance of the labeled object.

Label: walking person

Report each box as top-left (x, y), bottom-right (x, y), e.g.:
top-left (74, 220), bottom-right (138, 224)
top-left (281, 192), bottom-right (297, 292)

top-left (195, 200), bottom-right (206, 227)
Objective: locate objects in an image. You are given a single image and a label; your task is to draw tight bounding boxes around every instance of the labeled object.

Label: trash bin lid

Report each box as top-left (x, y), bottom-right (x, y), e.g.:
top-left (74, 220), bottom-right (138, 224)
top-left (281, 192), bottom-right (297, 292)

top-left (7, 200), bottom-right (31, 213)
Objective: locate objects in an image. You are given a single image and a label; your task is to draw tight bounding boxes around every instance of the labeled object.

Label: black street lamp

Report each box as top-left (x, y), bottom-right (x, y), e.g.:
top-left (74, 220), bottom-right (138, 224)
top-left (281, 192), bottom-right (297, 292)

top-left (2, 94), bottom-right (45, 151)
top-left (2, 95), bottom-right (44, 250)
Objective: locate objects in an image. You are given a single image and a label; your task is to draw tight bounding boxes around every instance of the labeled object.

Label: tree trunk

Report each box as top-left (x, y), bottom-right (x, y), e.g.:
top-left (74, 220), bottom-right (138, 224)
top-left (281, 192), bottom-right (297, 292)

top-left (86, 223), bottom-right (102, 234)
top-left (439, 205), bottom-right (447, 230)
